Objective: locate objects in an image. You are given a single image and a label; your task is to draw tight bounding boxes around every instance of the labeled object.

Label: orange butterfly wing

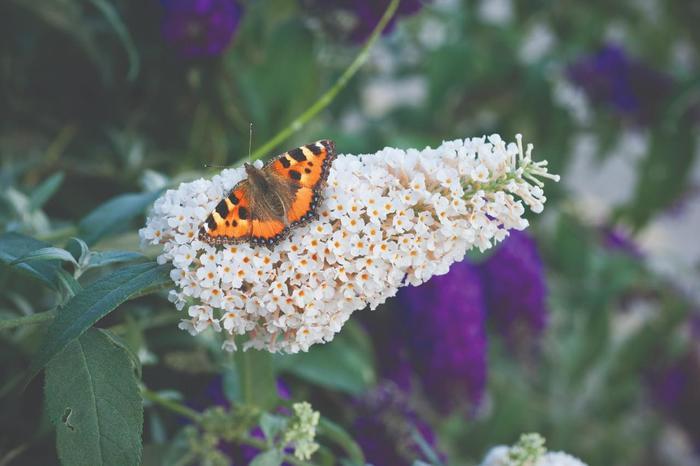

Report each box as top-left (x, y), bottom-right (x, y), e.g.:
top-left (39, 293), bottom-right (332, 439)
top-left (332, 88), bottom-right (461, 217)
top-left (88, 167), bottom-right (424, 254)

top-left (265, 140), bottom-right (336, 225)
top-left (198, 182), bottom-right (253, 245)
top-left (250, 218), bottom-right (287, 246)
top-left (200, 140), bottom-right (336, 248)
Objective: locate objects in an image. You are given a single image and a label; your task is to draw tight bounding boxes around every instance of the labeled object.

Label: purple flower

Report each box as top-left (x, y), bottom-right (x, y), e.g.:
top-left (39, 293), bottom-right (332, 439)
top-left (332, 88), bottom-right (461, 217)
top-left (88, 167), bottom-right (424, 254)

top-left (567, 43), bottom-right (673, 124)
top-left (161, 0), bottom-right (243, 58)
top-left (647, 314), bottom-right (700, 452)
top-left (352, 383), bottom-right (442, 466)
top-left (599, 226), bottom-right (642, 258)
top-left (480, 230), bottom-right (548, 346)
top-left (398, 260), bottom-right (487, 412)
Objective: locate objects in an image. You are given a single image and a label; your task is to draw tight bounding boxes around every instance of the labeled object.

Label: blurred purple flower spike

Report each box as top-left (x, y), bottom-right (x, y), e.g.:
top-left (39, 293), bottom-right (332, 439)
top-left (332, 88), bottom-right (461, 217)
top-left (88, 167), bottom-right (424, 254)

top-left (600, 225), bottom-right (642, 258)
top-left (567, 43), bottom-right (673, 124)
top-left (648, 314), bottom-right (700, 452)
top-left (399, 260), bottom-right (487, 412)
top-left (352, 383), bottom-right (442, 466)
top-left (480, 230), bottom-right (548, 347)
top-left (161, 0), bottom-right (243, 58)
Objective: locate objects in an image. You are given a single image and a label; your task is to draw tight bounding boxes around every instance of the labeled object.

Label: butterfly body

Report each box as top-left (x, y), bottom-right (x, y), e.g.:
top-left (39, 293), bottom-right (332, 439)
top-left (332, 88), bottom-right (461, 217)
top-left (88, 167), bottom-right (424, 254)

top-left (199, 140), bottom-right (336, 249)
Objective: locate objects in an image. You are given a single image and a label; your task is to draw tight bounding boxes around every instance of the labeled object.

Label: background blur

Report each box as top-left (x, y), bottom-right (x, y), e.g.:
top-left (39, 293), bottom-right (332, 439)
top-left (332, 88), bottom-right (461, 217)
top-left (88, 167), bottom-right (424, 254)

top-left (1, 0), bottom-right (700, 465)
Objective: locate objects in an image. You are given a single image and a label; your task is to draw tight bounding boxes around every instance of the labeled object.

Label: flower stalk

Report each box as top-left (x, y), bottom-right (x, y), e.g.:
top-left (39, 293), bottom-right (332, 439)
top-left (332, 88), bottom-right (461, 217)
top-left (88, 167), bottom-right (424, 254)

top-left (248, 0), bottom-right (401, 161)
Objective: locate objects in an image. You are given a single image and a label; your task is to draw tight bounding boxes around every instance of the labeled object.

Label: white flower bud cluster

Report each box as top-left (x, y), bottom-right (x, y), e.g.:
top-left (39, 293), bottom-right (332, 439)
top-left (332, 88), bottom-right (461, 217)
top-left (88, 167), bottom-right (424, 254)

top-left (140, 134), bottom-right (558, 353)
top-left (480, 432), bottom-right (588, 466)
top-left (283, 402), bottom-right (320, 461)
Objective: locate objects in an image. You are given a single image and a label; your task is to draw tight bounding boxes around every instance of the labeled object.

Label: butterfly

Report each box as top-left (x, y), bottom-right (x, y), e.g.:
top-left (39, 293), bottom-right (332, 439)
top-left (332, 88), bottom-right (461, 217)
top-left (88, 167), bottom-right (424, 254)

top-left (199, 140), bottom-right (337, 248)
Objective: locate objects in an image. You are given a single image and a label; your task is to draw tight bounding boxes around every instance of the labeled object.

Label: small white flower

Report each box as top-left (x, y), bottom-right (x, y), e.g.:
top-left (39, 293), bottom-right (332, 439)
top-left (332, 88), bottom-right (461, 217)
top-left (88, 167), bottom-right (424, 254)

top-left (221, 338), bottom-right (237, 352)
top-left (141, 135), bottom-right (557, 352)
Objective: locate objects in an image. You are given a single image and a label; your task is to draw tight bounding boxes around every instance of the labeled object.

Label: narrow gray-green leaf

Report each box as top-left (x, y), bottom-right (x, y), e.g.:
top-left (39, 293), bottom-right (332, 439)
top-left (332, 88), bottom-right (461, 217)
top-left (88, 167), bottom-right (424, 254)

top-left (67, 237), bottom-right (91, 265)
top-left (249, 449), bottom-right (284, 466)
top-left (87, 0), bottom-right (140, 81)
top-left (0, 232), bottom-right (62, 289)
top-left (45, 328), bottom-right (143, 466)
top-left (55, 269), bottom-right (83, 298)
top-left (318, 417), bottom-right (365, 465)
top-left (78, 190), bottom-right (162, 246)
top-left (27, 262), bottom-right (171, 381)
top-left (85, 250), bottom-right (146, 270)
top-left (11, 247), bottom-right (78, 267)
top-left (30, 172), bottom-right (65, 210)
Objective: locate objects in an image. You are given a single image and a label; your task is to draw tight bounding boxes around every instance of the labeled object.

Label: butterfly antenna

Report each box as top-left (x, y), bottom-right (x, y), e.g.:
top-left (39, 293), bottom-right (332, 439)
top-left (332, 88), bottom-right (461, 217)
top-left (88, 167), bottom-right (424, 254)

top-left (247, 122), bottom-right (253, 164)
top-left (203, 123), bottom-right (255, 169)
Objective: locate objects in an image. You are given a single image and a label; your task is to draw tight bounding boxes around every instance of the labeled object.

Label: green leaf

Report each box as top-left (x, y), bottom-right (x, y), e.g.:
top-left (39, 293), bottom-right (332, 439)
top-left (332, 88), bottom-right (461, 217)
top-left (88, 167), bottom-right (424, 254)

top-left (67, 237), bottom-right (91, 265)
top-left (26, 262), bottom-right (171, 382)
top-left (260, 412), bottom-right (287, 442)
top-left (411, 427), bottom-right (445, 466)
top-left (275, 321), bottom-right (375, 395)
top-left (222, 364), bottom-right (242, 404)
top-left (236, 349), bottom-right (277, 410)
top-left (0, 232), bottom-right (63, 289)
top-left (29, 172), bottom-right (65, 210)
top-left (45, 328), bottom-right (143, 466)
top-left (318, 417), bottom-right (365, 465)
top-left (85, 251), bottom-right (146, 270)
top-left (55, 269), bottom-right (83, 298)
top-left (249, 449), bottom-right (284, 466)
top-left (10, 247), bottom-right (78, 268)
top-left (97, 328), bottom-right (142, 379)
top-left (78, 190), bottom-right (163, 246)
top-left (87, 0), bottom-right (140, 81)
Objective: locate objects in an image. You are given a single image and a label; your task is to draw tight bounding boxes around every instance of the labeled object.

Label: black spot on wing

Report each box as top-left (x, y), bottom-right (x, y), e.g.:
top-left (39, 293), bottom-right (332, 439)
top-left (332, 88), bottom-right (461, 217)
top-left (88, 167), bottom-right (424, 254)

top-left (238, 206), bottom-right (249, 220)
top-left (215, 201), bottom-right (229, 219)
top-left (228, 192), bottom-right (239, 205)
top-left (206, 215), bottom-right (217, 231)
top-left (289, 170), bottom-right (301, 181)
top-left (279, 156), bottom-right (291, 168)
top-left (289, 148), bottom-right (307, 162)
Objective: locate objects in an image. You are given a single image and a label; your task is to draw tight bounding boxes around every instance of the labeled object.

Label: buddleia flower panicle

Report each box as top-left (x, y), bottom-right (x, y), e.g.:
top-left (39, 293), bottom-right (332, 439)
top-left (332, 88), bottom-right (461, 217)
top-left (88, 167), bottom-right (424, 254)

top-left (140, 134), bottom-right (558, 353)
top-left (480, 433), bottom-right (588, 466)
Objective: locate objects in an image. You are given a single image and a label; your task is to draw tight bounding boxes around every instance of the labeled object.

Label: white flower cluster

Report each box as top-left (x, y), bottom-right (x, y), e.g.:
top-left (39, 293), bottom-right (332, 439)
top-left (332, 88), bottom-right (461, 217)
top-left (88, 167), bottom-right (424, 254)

top-left (481, 447), bottom-right (588, 466)
top-left (480, 433), bottom-right (588, 466)
top-left (140, 134), bottom-right (558, 353)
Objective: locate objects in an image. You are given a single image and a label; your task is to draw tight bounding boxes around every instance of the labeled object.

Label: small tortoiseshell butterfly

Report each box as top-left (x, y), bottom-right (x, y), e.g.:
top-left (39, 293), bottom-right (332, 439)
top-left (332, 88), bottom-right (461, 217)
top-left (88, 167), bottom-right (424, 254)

top-left (199, 140), bottom-right (336, 248)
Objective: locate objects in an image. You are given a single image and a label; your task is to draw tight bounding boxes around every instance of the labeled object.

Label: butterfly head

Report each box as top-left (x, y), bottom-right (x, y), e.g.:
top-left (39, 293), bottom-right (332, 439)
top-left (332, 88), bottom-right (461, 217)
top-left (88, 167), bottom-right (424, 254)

top-left (244, 162), bottom-right (267, 185)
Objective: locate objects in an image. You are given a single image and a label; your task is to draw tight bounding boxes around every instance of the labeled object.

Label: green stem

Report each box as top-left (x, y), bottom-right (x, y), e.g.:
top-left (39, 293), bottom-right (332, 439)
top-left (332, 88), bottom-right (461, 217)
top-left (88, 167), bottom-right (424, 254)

top-left (142, 387), bottom-right (315, 466)
top-left (35, 225), bottom-right (78, 244)
top-left (240, 436), bottom-right (316, 466)
top-left (235, 348), bottom-right (277, 409)
top-left (248, 0), bottom-right (401, 161)
top-left (141, 387), bottom-right (203, 422)
top-left (0, 310), bottom-right (56, 330)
